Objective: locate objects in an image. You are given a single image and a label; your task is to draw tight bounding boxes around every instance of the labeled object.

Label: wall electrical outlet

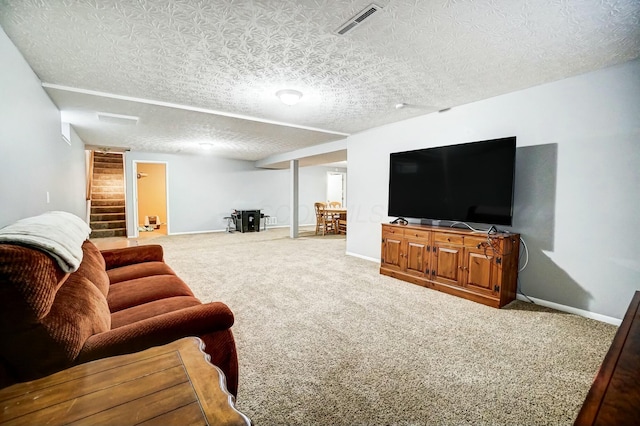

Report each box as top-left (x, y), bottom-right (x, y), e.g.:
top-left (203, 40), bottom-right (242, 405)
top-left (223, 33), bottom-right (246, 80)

top-left (267, 216), bottom-right (277, 225)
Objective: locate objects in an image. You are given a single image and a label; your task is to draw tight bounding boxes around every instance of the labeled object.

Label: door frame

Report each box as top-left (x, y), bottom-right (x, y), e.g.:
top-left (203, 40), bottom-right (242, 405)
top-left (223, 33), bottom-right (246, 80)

top-left (132, 160), bottom-right (170, 238)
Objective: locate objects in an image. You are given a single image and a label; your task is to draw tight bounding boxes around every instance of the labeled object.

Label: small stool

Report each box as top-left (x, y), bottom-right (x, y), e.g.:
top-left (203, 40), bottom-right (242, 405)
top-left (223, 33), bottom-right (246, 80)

top-left (223, 216), bottom-right (235, 233)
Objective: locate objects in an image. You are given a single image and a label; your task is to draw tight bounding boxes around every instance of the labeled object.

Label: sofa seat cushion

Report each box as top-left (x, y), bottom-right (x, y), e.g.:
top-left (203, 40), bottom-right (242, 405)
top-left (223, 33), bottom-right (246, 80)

top-left (107, 261), bottom-right (175, 285)
top-left (107, 275), bottom-right (194, 313)
top-left (110, 296), bottom-right (202, 329)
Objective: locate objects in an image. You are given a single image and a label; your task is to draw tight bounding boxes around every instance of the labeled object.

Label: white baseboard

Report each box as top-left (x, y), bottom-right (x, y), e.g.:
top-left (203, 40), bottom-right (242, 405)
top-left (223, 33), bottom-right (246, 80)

top-left (169, 224), bottom-right (303, 235)
top-left (346, 251), bottom-right (380, 263)
top-left (265, 225), bottom-right (287, 229)
top-left (169, 229), bottom-right (223, 235)
top-left (516, 294), bottom-right (621, 326)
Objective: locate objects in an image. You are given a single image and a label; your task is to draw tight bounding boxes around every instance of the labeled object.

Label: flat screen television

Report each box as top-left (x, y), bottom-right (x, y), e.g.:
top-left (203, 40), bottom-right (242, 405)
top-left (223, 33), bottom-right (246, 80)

top-left (388, 137), bottom-right (516, 226)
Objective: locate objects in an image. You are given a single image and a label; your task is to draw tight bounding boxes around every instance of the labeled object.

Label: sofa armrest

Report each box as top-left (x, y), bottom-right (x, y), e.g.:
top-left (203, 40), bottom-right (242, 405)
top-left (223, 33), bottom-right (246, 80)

top-left (78, 302), bottom-right (234, 363)
top-left (100, 245), bottom-right (164, 270)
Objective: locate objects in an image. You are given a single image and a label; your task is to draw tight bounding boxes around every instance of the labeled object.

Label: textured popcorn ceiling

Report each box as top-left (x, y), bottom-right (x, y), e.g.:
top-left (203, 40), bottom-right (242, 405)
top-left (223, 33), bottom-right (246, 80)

top-left (1, 0), bottom-right (638, 161)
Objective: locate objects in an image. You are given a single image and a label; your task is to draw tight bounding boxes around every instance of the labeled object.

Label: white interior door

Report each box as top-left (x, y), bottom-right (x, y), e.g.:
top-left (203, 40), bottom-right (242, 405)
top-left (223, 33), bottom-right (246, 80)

top-left (327, 172), bottom-right (346, 206)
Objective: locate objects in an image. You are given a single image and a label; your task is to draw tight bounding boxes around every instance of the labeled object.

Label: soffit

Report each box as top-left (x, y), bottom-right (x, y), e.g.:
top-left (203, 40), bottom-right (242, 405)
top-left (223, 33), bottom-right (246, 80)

top-left (46, 87), bottom-right (343, 160)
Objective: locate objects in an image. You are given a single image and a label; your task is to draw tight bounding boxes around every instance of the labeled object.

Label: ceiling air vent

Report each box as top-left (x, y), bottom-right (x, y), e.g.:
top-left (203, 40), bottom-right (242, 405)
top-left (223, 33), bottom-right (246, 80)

top-left (335, 3), bottom-right (382, 35)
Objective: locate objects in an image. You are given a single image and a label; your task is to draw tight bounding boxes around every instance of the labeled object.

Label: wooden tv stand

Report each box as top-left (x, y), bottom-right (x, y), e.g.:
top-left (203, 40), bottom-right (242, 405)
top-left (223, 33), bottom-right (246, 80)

top-left (380, 223), bottom-right (520, 308)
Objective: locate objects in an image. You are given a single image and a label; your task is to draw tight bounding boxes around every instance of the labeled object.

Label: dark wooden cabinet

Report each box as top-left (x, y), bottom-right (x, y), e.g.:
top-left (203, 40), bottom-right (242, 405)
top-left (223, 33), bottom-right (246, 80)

top-left (381, 223), bottom-right (520, 308)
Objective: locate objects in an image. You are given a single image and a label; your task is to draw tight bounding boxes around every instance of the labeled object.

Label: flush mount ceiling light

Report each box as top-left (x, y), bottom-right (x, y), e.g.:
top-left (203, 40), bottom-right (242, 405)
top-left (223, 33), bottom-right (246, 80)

top-left (276, 89), bottom-right (303, 106)
top-left (199, 142), bottom-right (214, 149)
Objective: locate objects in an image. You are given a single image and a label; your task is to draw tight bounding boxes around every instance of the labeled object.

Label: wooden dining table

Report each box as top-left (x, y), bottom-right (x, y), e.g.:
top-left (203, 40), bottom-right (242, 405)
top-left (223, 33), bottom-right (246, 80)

top-left (324, 208), bottom-right (347, 215)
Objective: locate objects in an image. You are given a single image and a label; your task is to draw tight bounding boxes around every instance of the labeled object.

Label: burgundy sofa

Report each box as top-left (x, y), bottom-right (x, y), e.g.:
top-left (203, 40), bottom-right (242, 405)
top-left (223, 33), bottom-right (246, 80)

top-left (0, 240), bottom-right (238, 395)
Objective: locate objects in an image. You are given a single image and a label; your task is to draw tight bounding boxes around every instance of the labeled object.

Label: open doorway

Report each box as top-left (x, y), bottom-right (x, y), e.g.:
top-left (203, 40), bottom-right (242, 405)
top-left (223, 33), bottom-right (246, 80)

top-left (134, 161), bottom-right (168, 238)
top-left (327, 171), bottom-right (346, 207)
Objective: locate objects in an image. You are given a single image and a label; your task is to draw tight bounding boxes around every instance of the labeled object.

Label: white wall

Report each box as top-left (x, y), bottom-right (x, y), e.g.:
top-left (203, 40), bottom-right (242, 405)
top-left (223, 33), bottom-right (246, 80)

top-left (0, 28), bottom-right (86, 227)
top-left (347, 59), bottom-right (640, 320)
top-left (124, 151), bottom-right (342, 234)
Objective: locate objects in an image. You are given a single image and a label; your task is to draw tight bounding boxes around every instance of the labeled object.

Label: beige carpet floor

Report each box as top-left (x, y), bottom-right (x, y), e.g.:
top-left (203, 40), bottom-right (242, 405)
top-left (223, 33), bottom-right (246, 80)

top-left (145, 227), bottom-right (616, 425)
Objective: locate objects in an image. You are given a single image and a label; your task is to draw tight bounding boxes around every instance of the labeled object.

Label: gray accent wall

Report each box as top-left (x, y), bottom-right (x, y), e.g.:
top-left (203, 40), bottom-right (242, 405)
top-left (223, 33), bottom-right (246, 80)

top-left (0, 28), bottom-right (86, 227)
top-left (124, 151), bottom-right (343, 235)
top-left (346, 59), bottom-right (640, 320)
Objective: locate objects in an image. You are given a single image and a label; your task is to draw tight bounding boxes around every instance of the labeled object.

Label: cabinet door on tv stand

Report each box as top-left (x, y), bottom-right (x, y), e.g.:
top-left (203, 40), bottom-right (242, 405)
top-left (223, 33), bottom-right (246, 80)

top-left (464, 247), bottom-right (500, 297)
top-left (403, 237), bottom-right (430, 278)
top-left (431, 243), bottom-right (463, 286)
top-left (381, 234), bottom-right (403, 272)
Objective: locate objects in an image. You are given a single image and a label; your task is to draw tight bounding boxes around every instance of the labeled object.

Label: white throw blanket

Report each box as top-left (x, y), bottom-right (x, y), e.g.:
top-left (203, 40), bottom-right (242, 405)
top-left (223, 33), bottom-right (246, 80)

top-left (0, 211), bottom-right (92, 273)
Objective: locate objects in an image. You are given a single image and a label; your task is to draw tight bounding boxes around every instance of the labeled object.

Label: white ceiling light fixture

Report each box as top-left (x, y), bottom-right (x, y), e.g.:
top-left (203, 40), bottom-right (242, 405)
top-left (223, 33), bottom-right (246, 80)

top-left (199, 142), bottom-right (214, 149)
top-left (276, 89), bottom-right (303, 106)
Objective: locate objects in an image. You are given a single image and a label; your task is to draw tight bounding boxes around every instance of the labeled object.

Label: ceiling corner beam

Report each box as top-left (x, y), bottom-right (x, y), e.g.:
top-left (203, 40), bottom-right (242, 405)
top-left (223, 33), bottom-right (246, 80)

top-left (255, 138), bottom-right (348, 169)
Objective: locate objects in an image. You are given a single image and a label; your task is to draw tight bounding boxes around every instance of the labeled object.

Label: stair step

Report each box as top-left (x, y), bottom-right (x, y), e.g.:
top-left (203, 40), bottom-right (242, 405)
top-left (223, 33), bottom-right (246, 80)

top-left (92, 195), bottom-right (125, 201)
top-left (93, 168), bottom-right (123, 175)
top-left (93, 151), bottom-right (122, 157)
top-left (93, 172), bottom-right (123, 180)
top-left (94, 162), bottom-right (123, 169)
top-left (92, 187), bottom-right (123, 194)
top-left (93, 157), bottom-right (122, 162)
top-left (90, 220), bottom-right (126, 230)
top-left (90, 228), bottom-right (126, 238)
top-left (92, 181), bottom-right (123, 186)
top-left (92, 180), bottom-right (122, 186)
top-left (92, 193), bottom-right (125, 200)
top-left (93, 179), bottom-right (123, 186)
top-left (92, 184), bottom-right (124, 192)
top-left (91, 206), bottom-right (125, 214)
top-left (93, 155), bottom-right (122, 163)
top-left (92, 184), bottom-right (123, 191)
top-left (91, 199), bottom-right (125, 207)
top-left (91, 213), bottom-right (126, 222)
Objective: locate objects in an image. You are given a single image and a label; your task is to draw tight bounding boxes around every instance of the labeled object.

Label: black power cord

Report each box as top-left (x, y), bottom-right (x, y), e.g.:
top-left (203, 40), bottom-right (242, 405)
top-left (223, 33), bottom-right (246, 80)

top-left (390, 217), bottom-right (408, 225)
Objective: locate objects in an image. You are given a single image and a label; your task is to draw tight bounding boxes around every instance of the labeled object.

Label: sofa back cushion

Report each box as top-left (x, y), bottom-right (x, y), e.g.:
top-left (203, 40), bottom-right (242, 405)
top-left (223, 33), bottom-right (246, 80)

top-left (0, 242), bottom-right (111, 385)
top-left (75, 240), bottom-right (109, 297)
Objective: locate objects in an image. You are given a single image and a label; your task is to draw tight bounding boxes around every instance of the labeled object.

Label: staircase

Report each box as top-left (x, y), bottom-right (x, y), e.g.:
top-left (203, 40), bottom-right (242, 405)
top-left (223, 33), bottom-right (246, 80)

top-left (89, 152), bottom-right (126, 238)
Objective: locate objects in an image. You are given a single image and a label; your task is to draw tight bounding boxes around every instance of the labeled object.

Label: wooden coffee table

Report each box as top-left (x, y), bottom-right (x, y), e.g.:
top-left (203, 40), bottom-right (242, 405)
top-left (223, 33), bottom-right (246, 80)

top-left (0, 337), bottom-right (251, 425)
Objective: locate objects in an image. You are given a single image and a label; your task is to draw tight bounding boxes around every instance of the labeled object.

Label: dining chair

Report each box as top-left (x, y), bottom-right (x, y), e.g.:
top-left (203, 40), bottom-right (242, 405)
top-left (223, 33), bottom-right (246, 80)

top-left (337, 214), bottom-right (347, 235)
top-left (314, 202), bottom-right (335, 236)
top-left (327, 201), bottom-right (342, 230)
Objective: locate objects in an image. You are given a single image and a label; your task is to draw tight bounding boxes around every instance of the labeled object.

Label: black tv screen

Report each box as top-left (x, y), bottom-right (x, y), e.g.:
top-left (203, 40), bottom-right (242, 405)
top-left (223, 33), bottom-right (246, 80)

top-left (388, 137), bottom-right (516, 226)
